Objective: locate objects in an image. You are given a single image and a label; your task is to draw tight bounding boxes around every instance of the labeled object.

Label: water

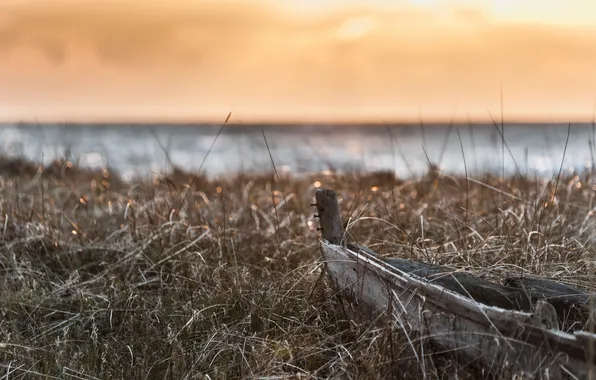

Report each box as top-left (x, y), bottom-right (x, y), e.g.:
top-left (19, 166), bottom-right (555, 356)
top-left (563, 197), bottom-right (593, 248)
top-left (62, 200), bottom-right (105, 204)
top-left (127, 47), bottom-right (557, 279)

top-left (0, 123), bottom-right (593, 180)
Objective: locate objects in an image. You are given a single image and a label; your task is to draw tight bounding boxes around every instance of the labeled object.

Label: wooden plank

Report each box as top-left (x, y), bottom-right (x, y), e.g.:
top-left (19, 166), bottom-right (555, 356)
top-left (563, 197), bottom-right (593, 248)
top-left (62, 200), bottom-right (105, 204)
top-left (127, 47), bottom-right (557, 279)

top-left (322, 241), bottom-right (596, 379)
top-left (504, 277), bottom-right (594, 330)
top-left (348, 243), bottom-right (534, 312)
top-left (314, 188), bottom-right (596, 379)
top-left (349, 243), bottom-right (595, 330)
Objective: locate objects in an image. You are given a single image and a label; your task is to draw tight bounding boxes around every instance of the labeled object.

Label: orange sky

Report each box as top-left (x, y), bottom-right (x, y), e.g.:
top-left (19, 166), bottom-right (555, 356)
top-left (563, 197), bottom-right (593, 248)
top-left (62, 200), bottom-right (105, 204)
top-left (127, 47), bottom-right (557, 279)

top-left (1, 0), bottom-right (596, 123)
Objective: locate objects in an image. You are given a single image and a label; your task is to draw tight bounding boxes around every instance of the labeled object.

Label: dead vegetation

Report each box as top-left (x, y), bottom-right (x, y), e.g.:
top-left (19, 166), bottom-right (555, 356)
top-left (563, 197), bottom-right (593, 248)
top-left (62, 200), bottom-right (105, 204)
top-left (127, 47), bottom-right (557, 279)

top-left (0, 154), bottom-right (595, 379)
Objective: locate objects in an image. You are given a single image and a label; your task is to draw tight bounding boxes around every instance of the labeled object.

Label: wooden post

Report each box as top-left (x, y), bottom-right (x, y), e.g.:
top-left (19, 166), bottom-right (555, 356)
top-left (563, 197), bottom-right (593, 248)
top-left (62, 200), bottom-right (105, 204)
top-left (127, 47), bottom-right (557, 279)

top-left (314, 189), bottom-right (345, 246)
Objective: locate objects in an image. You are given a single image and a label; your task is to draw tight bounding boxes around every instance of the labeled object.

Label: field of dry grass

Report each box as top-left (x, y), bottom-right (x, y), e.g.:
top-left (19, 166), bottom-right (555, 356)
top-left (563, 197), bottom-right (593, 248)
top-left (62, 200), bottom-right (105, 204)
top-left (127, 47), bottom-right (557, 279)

top-left (1, 155), bottom-right (595, 379)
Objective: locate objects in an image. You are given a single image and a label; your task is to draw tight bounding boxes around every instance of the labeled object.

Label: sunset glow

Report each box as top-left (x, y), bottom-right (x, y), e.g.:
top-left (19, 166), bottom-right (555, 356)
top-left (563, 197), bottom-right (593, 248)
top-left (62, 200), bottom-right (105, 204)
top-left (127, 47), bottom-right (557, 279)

top-left (1, 0), bottom-right (596, 123)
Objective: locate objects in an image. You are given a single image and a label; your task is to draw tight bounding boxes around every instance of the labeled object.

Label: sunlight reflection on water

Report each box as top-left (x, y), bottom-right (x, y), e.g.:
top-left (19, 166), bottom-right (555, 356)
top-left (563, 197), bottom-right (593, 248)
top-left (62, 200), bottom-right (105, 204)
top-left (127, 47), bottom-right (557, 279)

top-left (0, 123), bottom-right (593, 180)
top-left (79, 152), bottom-right (107, 169)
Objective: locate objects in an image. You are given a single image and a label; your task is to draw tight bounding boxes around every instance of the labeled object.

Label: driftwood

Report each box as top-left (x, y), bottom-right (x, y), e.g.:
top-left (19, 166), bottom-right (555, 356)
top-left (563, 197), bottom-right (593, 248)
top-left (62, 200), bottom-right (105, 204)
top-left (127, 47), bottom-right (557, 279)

top-left (352, 245), bottom-right (593, 331)
top-left (314, 188), bottom-right (596, 379)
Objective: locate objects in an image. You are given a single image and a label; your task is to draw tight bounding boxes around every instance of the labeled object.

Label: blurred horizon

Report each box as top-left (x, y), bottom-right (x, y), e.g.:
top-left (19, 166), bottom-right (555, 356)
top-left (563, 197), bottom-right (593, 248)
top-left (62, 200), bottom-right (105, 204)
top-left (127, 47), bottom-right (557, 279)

top-left (1, 0), bottom-right (596, 124)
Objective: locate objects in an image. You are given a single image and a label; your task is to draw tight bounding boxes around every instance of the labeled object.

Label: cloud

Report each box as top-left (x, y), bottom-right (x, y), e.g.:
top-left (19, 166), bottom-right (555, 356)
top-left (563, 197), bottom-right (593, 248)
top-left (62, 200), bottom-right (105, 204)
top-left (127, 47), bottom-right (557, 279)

top-left (0, 1), bottom-right (499, 67)
top-left (1, 1), bottom-right (596, 122)
top-left (2, 1), bottom-right (596, 81)
top-left (0, 2), bottom-right (285, 66)
top-left (2, 1), bottom-right (596, 68)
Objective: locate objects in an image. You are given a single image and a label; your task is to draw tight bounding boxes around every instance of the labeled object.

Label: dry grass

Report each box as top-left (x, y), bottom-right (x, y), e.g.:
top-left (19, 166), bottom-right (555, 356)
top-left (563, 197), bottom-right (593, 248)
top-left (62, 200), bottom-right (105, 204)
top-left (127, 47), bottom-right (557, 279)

top-left (0, 155), bottom-right (595, 379)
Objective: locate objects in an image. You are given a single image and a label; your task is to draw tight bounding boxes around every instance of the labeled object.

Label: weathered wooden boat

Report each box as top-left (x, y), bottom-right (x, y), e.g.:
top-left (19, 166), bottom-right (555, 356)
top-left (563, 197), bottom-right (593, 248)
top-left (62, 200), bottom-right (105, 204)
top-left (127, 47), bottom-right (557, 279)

top-left (314, 188), bottom-right (596, 379)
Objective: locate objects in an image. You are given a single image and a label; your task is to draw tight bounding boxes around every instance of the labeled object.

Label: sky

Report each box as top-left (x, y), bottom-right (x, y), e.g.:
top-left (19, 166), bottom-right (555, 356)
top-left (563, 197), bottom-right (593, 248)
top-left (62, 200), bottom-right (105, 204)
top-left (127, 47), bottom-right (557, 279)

top-left (1, 0), bottom-right (596, 123)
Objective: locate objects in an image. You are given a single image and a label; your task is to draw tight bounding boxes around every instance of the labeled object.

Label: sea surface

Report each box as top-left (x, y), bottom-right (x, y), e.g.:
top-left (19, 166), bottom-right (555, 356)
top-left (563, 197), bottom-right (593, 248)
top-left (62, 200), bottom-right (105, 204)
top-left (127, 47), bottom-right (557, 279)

top-left (0, 123), bottom-right (594, 180)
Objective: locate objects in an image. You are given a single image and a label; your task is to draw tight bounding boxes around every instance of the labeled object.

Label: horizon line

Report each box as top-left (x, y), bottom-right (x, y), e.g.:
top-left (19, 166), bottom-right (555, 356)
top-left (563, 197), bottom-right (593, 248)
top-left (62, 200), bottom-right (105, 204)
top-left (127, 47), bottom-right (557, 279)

top-left (0, 116), bottom-right (593, 126)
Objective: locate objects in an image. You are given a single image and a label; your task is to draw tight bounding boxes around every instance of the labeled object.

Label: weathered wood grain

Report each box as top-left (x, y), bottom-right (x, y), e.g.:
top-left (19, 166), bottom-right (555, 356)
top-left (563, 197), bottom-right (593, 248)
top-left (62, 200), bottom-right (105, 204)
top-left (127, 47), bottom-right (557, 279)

top-left (315, 188), bottom-right (596, 379)
top-left (323, 241), bottom-right (596, 379)
top-left (314, 188), bottom-right (345, 246)
top-left (349, 243), bottom-right (595, 330)
top-left (504, 276), bottom-right (594, 330)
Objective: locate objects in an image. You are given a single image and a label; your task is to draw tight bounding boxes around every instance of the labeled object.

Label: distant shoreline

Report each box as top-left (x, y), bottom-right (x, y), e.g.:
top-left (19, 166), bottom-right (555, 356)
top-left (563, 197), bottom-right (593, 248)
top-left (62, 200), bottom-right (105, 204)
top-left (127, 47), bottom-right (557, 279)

top-left (1, 121), bottom-right (593, 180)
top-left (0, 121), bottom-right (592, 129)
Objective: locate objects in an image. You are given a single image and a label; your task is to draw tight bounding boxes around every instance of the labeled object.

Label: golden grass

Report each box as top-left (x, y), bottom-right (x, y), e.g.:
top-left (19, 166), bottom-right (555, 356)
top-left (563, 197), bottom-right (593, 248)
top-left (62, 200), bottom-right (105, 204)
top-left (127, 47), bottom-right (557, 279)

top-left (0, 155), bottom-right (595, 379)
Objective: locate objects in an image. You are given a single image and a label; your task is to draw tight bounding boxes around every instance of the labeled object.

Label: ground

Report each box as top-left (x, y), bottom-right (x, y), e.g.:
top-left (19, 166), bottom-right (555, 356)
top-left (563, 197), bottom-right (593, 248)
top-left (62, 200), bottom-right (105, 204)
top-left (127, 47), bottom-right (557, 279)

top-left (0, 155), bottom-right (594, 379)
